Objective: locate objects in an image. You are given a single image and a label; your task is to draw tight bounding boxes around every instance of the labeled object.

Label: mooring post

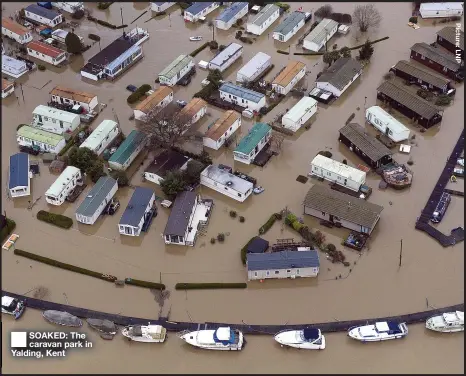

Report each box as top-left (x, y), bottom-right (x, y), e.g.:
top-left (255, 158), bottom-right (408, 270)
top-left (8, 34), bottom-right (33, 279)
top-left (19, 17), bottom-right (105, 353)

top-left (399, 239), bottom-right (403, 267)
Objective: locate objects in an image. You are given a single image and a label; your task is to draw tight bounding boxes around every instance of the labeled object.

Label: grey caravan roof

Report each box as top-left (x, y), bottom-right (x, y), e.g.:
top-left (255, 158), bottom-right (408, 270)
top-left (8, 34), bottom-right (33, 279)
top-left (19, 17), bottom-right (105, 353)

top-left (250, 4), bottom-right (279, 26)
top-left (25, 4), bottom-right (60, 20)
top-left (163, 191), bottom-right (197, 237)
top-left (274, 11), bottom-right (306, 36)
top-left (219, 82), bottom-right (265, 103)
top-left (76, 176), bottom-right (117, 217)
top-left (119, 187), bottom-right (155, 227)
top-left (247, 250), bottom-right (320, 271)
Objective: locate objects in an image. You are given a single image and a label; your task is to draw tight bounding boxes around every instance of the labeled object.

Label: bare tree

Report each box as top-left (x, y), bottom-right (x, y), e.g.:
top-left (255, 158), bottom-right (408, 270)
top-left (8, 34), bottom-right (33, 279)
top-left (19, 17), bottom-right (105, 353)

top-left (136, 106), bottom-right (199, 149)
top-left (353, 5), bottom-right (382, 32)
top-left (269, 131), bottom-right (285, 154)
top-left (314, 5), bottom-right (333, 21)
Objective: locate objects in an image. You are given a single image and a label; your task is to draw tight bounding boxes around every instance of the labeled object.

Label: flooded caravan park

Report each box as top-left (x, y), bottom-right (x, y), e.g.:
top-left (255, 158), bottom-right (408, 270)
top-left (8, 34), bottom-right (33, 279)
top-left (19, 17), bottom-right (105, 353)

top-left (1, 1), bottom-right (464, 373)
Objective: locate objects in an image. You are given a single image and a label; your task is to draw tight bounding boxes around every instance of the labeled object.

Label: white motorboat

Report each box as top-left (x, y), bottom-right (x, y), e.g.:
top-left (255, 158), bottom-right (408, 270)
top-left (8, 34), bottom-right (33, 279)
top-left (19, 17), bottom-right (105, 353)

top-left (253, 186), bottom-right (264, 194)
top-left (178, 326), bottom-right (244, 351)
top-left (426, 311), bottom-right (464, 333)
top-left (274, 328), bottom-right (325, 350)
top-left (1, 296), bottom-right (26, 319)
top-left (348, 321), bottom-right (408, 342)
top-left (122, 325), bottom-right (167, 343)
top-left (189, 36), bottom-right (202, 41)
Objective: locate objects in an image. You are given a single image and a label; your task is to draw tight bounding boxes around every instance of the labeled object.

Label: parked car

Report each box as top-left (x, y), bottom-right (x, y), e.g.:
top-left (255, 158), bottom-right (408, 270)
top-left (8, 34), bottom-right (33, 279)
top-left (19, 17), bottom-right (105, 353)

top-left (242, 109), bottom-right (254, 119)
top-left (179, 75), bottom-right (192, 86)
top-left (19, 145), bottom-right (40, 156)
top-left (126, 85), bottom-right (138, 92)
top-left (176, 100), bottom-right (188, 108)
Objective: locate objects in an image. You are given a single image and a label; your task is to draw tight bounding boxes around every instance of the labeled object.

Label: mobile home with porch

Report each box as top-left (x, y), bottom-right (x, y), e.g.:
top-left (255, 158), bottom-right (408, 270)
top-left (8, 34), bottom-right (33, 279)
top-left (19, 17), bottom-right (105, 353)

top-left (246, 4), bottom-right (280, 36)
top-left (17, 126), bottom-right (66, 154)
top-left (273, 11), bottom-right (306, 43)
top-left (76, 176), bottom-right (118, 225)
top-left (24, 4), bottom-right (63, 27)
top-left (2, 18), bottom-right (33, 44)
top-left (79, 119), bottom-right (120, 156)
top-left (233, 122), bottom-right (271, 165)
top-left (45, 166), bottom-right (82, 206)
top-left (108, 130), bottom-right (147, 171)
top-left (9, 153), bottom-right (31, 198)
top-left (118, 187), bottom-right (156, 237)
top-left (32, 105), bottom-right (81, 135)
top-left (365, 106), bottom-right (411, 142)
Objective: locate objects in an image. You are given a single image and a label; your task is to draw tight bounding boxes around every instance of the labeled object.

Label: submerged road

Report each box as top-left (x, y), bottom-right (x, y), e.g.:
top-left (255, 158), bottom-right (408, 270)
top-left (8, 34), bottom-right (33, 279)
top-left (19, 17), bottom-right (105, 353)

top-left (3, 291), bottom-right (463, 334)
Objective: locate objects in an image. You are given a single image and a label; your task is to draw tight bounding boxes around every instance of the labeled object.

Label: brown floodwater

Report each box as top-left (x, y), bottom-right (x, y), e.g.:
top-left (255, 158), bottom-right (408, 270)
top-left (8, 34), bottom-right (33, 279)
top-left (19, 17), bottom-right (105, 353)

top-left (1, 2), bottom-right (464, 373)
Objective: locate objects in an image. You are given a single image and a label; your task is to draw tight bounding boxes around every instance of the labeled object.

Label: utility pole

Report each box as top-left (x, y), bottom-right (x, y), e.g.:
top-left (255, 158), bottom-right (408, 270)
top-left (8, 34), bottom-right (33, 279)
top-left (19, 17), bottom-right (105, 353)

top-left (20, 83), bottom-right (25, 103)
top-left (120, 7), bottom-right (125, 32)
top-left (399, 239), bottom-right (403, 267)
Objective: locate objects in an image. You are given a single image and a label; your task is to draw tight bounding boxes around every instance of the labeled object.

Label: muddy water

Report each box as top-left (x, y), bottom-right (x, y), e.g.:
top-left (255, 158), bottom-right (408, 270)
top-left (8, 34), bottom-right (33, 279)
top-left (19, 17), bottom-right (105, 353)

top-left (1, 2), bottom-right (464, 373)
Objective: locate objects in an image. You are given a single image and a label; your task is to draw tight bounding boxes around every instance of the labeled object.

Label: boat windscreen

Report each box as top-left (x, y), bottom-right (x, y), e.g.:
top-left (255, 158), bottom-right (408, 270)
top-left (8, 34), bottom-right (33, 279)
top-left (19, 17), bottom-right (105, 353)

top-left (302, 328), bottom-right (319, 341)
top-left (132, 326), bottom-right (143, 337)
top-left (3, 300), bottom-right (17, 312)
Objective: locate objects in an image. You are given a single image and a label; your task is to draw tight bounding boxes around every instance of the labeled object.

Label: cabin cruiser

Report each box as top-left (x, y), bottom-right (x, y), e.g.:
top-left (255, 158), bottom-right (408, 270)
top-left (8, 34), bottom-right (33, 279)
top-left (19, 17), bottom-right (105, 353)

top-left (178, 326), bottom-right (244, 350)
top-left (274, 328), bottom-right (325, 350)
top-left (348, 321), bottom-right (408, 342)
top-left (1, 296), bottom-right (26, 319)
top-left (189, 36), bottom-right (202, 41)
top-left (43, 310), bottom-right (82, 327)
top-left (87, 319), bottom-right (117, 335)
top-left (122, 325), bottom-right (167, 343)
top-left (426, 311), bottom-right (464, 333)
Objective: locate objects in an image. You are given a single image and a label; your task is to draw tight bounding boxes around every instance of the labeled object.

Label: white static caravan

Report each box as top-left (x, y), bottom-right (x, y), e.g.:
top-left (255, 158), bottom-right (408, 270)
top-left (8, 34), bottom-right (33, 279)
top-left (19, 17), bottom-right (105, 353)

top-left (75, 176), bottom-right (118, 225)
top-left (151, 2), bottom-right (177, 13)
top-left (158, 55), bottom-right (194, 87)
top-left (208, 42), bottom-right (243, 72)
top-left (51, 29), bottom-right (84, 45)
top-left (236, 52), bottom-right (272, 84)
top-left (184, 2), bottom-right (220, 22)
top-left (273, 11), bottom-right (306, 43)
top-left (419, 3), bottom-right (464, 18)
top-left (50, 86), bottom-right (99, 113)
top-left (17, 126), bottom-right (66, 154)
top-left (200, 165), bottom-right (253, 202)
top-left (51, 2), bottom-right (84, 14)
top-left (2, 18), bottom-right (33, 45)
top-left (45, 166), bottom-right (82, 206)
top-left (219, 82), bottom-right (266, 112)
top-left (118, 187), bottom-right (156, 237)
top-left (282, 97), bottom-right (317, 132)
top-left (203, 110), bottom-right (241, 150)
top-left (24, 4), bottom-right (63, 28)
top-left (246, 4), bottom-right (280, 36)
top-left (303, 18), bottom-right (338, 52)
top-left (365, 106), bottom-right (411, 143)
top-left (177, 98), bottom-right (208, 128)
top-left (271, 61), bottom-right (306, 95)
top-left (2, 55), bottom-right (29, 79)
top-left (9, 153), bottom-right (31, 198)
top-left (27, 41), bottom-right (67, 66)
top-left (310, 154), bottom-right (366, 192)
top-left (133, 87), bottom-right (173, 121)
top-left (79, 120), bottom-right (120, 156)
top-left (215, 2), bottom-right (249, 30)
top-left (32, 105), bottom-right (81, 135)
top-left (2, 79), bottom-right (14, 99)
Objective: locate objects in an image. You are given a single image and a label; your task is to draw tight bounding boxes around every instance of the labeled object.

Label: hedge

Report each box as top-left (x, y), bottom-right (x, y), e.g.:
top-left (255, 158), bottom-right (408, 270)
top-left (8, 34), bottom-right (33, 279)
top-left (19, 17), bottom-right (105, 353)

top-left (127, 84), bottom-right (153, 104)
top-left (259, 213), bottom-right (281, 235)
top-left (88, 33), bottom-right (101, 41)
top-left (241, 237), bottom-right (255, 265)
top-left (1, 219), bottom-right (16, 242)
top-left (190, 42), bottom-right (209, 57)
top-left (175, 283), bottom-right (247, 290)
top-left (58, 139), bottom-right (76, 156)
top-left (37, 210), bottom-right (73, 229)
top-left (14, 249), bottom-right (117, 282)
top-left (125, 278), bottom-right (165, 290)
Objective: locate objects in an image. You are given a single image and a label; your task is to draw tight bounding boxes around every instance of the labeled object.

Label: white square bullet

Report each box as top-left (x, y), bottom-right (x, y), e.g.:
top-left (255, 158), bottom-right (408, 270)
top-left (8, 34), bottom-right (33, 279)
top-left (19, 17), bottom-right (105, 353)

top-left (11, 332), bottom-right (27, 348)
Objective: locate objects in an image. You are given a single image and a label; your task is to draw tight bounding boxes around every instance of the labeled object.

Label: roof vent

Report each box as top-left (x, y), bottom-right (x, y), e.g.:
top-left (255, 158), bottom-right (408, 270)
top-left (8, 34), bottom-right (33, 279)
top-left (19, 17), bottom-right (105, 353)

top-left (226, 181), bottom-right (233, 186)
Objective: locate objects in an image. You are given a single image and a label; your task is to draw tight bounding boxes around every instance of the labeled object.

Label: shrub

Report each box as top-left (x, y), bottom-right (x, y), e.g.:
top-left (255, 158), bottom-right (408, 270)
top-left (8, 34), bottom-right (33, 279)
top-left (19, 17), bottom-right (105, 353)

top-left (127, 92), bottom-right (141, 104)
top-left (346, 113), bottom-right (355, 125)
top-left (235, 30), bottom-right (243, 39)
top-left (160, 170), bottom-right (187, 200)
top-left (409, 16), bottom-right (418, 23)
top-left (37, 210), bottom-right (73, 229)
top-left (292, 220), bottom-right (304, 232)
top-left (175, 283), bottom-right (247, 290)
top-left (327, 243), bottom-right (336, 252)
top-left (97, 19), bottom-right (118, 29)
top-left (318, 150), bottom-right (333, 158)
top-left (14, 249), bottom-right (117, 282)
top-left (209, 40), bottom-right (219, 50)
top-left (236, 18), bottom-right (243, 26)
top-left (217, 233), bottom-right (225, 242)
top-left (259, 213), bottom-right (279, 234)
top-left (58, 139), bottom-right (76, 156)
top-left (65, 32), bottom-right (83, 54)
top-left (315, 5), bottom-right (333, 20)
top-left (1, 219), bottom-right (16, 242)
top-left (219, 44), bottom-right (226, 51)
top-left (38, 64), bottom-right (46, 71)
top-left (124, 278), bottom-right (165, 290)
top-left (190, 42), bottom-right (209, 57)
top-left (210, 237), bottom-right (216, 244)
top-left (97, 2), bottom-right (113, 10)
top-left (435, 95), bottom-right (452, 106)
top-left (342, 159), bottom-right (348, 165)
top-left (110, 170), bottom-right (129, 187)
top-left (239, 216), bottom-right (245, 223)
top-left (383, 72), bottom-right (395, 80)
top-left (341, 14), bottom-right (352, 24)
top-left (229, 210), bottom-right (237, 218)
top-left (275, 3), bottom-right (290, 11)
top-left (178, 2), bottom-right (191, 9)
top-left (314, 230), bottom-right (325, 246)
top-left (17, 124), bottom-right (27, 131)
top-left (241, 238), bottom-right (255, 265)
top-left (285, 213), bottom-right (297, 226)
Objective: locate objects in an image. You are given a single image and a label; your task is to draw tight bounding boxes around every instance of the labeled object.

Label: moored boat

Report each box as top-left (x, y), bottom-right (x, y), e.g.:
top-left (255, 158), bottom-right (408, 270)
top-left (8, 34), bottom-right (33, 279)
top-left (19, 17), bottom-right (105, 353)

top-left (1, 296), bottom-right (26, 319)
top-left (274, 328), bottom-right (325, 350)
top-left (189, 36), bottom-right (202, 41)
top-left (43, 310), bottom-right (82, 327)
top-left (178, 326), bottom-right (244, 350)
top-left (122, 325), bottom-right (167, 343)
top-left (86, 318), bottom-right (117, 335)
top-left (348, 321), bottom-right (408, 342)
top-left (426, 311), bottom-right (464, 333)
top-left (381, 164), bottom-right (413, 189)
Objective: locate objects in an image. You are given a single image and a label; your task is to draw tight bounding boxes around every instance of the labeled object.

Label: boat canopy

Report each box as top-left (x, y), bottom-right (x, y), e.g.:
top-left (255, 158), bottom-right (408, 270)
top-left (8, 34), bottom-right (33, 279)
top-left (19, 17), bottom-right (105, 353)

top-left (375, 322), bottom-right (389, 332)
top-left (302, 328), bottom-right (319, 341)
top-left (1, 296), bottom-right (17, 311)
top-left (132, 326), bottom-right (143, 336)
top-left (214, 327), bottom-right (235, 344)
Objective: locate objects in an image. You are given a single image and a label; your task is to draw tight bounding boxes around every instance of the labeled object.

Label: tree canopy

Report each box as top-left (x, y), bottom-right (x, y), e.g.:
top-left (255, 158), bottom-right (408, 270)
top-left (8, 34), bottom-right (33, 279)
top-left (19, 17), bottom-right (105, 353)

top-left (65, 32), bottom-right (83, 54)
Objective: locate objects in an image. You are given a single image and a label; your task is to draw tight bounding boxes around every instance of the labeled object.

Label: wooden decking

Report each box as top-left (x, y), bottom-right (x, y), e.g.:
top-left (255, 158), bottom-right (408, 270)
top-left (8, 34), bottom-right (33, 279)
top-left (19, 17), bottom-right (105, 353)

top-left (2, 290), bottom-right (463, 334)
top-left (415, 129), bottom-right (464, 247)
